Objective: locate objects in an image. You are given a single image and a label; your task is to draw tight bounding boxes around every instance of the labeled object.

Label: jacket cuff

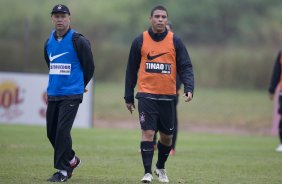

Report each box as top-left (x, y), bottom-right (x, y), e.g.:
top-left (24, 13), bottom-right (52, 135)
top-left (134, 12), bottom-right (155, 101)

top-left (124, 96), bottom-right (134, 104)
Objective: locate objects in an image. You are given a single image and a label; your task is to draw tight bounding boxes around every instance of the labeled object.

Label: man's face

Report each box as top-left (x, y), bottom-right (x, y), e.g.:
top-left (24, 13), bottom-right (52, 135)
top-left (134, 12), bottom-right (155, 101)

top-left (51, 13), bottom-right (70, 32)
top-left (150, 10), bottom-right (168, 33)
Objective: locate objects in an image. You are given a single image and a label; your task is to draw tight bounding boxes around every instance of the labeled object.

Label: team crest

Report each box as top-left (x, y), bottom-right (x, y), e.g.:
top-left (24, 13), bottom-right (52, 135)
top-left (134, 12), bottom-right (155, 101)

top-left (140, 112), bottom-right (145, 123)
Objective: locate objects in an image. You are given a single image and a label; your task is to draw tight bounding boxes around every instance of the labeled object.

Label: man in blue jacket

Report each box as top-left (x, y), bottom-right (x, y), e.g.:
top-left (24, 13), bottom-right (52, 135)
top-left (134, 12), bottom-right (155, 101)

top-left (44, 4), bottom-right (94, 182)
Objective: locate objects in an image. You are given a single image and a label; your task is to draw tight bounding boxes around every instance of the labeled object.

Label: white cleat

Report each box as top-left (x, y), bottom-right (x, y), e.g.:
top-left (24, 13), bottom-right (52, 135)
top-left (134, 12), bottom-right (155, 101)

top-left (141, 173), bottom-right (153, 183)
top-left (154, 167), bottom-right (169, 183)
top-left (276, 144), bottom-right (282, 152)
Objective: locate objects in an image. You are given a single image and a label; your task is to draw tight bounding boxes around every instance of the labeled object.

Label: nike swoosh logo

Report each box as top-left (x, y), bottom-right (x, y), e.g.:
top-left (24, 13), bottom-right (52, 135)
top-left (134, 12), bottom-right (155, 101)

top-left (169, 127), bottom-right (174, 131)
top-left (147, 52), bottom-right (169, 60)
top-left (49, 52), bottom-right (69, 62)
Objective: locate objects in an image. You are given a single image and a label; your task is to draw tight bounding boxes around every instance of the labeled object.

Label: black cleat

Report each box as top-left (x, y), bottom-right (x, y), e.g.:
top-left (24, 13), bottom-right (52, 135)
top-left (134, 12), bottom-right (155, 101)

top-left (47, 172), bottom-right (68, 182)
top-left (68, 156), bottom-right (81, 179)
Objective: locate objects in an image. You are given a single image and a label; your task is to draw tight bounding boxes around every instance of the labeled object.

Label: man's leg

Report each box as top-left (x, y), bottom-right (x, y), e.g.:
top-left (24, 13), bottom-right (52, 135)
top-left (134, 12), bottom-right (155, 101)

top-left (275, 118), bottom-right (282, 152)
top-left (156, 132), bottom-right (172, 169)
top-left (156, 100), bottom-right (174, 168)
top-left (153, 100), bottom-right (174, 182)
top-left (153, 132), bottom-right (158, 150)
top-left (171, 106), bottom-right (178, 152)
top-left (279, 118), bottom-right (282, 143)
top-left (278, 96), bottom-right (282, 144)
top-left (138, 98), bottom-right (158, 182)
top-left (171, 96), bottom-right (179, 152)
top-left (170, 98), bottom-right (178, 155)
top-left (154, 132), bottom-right (172, 183)
top-left (46, 101), bottom-right (59, 149)
top-left (54, 99), bottom-right (80, 173)
top-left (141, 130), bottom-right (155, 174)
top-left (276, 96), bottom-right (282, 152)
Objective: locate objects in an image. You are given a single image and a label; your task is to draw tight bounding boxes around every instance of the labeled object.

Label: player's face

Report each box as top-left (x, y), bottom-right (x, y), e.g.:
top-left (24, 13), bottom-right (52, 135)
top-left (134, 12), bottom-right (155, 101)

top-left (51, 13), bottom-right (70, 32)
top-left (150, 10), bottom-right (168, 33)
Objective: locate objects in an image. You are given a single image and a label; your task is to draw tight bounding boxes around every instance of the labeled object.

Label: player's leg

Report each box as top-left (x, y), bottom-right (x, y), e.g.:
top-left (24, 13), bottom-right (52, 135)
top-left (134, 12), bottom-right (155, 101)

top-left (155, 131), bottom-right (172, 183)
top-left (54, 99), bottom-right (81, 176)
top-left (153, 131), bottom-right (158, 150)
top-left (140, 129), bottom-right (155, 183)
top-left (46, 101), bottom-right (67, 182)
top-left (276, 95), bottom-right (282, 152)
top-left (47, 100), bottom-right (80, 182)
top-left (157, 131), bottom-right (173, 167)
top-left (279, 119), bottom-right (282, 143)
top-left (276, 119), bottom-right (282, 152)
top-left (170, 98), bottom-right (178, 155)
top-left (138, 98), bottom-right (158, 182)
top-left (46, 101), bottom-right (59, 149)
top-left (154, 100), bottom-right (175, 183)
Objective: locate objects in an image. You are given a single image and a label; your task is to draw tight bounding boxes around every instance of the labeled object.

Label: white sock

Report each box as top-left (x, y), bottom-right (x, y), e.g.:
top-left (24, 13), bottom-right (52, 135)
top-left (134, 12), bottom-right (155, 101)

top-left (60, 170), bottom-right (67, 176)
top-left (69, 156), bottom-right (76, 165)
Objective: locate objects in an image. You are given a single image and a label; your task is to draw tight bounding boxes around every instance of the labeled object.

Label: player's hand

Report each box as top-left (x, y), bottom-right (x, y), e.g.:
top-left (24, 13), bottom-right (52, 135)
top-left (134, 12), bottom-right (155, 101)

top-left (183, 92), bottom-right (193, 102)
top-left (126, 103), bottom-right (135, 114)
top-left (84, 88), bottom-right (88, 93)
top-left (43, 92), bottom-right (48, 104)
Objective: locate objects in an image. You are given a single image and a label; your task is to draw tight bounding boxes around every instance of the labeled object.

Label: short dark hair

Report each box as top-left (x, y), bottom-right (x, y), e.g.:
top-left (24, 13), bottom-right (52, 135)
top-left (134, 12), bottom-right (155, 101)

top-left (150, 5), bottom-right (168, 17)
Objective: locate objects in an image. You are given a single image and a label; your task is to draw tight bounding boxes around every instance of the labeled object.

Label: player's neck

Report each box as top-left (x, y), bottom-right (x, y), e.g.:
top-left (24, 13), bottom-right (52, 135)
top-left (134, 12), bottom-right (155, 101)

top-left (56, 27), bottom-right (69, 38)
top-left (151, 27), bottom-right (165, 34)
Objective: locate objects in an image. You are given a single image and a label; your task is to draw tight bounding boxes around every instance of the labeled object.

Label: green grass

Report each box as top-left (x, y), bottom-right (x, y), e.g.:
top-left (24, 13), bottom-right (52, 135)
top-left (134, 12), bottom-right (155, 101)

top-left (0, 124), bottom-right (281, 184)
top-left (94, 82), bottom-right (273, 133)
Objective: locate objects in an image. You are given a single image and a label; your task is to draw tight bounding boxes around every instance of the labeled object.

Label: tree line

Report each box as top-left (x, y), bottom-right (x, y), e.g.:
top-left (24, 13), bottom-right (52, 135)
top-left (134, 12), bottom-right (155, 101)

top-left (0, 0), bottom-right (281, 89)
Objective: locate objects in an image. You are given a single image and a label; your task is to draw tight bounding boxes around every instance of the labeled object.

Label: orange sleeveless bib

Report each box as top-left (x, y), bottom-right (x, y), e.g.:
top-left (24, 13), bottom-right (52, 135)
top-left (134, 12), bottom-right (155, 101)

top-left (138, 31), bottom-right (176, 95)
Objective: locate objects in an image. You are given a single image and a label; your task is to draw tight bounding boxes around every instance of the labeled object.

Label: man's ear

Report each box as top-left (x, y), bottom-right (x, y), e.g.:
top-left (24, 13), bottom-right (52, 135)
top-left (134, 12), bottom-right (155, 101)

top-left (149, 16), bottom-right (152, 24)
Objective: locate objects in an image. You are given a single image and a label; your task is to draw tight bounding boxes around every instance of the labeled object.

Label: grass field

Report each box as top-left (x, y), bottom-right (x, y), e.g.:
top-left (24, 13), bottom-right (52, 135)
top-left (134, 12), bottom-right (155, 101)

top-left (94, 82), bottom-right (273, 134)
top-left (0, 124), bottom-right (281, 184)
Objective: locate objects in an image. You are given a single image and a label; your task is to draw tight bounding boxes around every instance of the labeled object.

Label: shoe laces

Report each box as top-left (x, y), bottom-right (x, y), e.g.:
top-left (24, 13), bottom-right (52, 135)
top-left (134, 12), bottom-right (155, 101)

top-left (142, 173), bottom-right (153, 181)
top-left (158, 169), bottom-right (168, 179)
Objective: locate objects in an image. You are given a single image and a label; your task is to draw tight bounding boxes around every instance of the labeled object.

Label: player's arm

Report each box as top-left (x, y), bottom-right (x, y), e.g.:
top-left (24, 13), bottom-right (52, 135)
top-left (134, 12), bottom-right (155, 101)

top-left (124, 35), bottom-right (142, 109)
top-left (174, 35), bottom-right (194, 101)
top-left (269, 51), bottom-right (281, 100)
top-left (44, 39), bottom-right (50, 68)
top-left (73, 33), bottom-right (95, 88)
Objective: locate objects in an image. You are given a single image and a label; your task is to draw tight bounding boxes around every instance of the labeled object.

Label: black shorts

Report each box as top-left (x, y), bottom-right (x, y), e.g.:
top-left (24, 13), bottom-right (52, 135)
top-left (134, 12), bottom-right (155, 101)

top-left (279, 95), bottom-right (282, 114)
top-left (137, 98), bottom-right (175, 135)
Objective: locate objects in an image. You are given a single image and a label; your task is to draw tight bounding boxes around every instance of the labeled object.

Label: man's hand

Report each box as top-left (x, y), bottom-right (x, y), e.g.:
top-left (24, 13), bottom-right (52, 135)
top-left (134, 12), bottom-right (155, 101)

top-left (183, 92), bottom-right (193, 102)
top-left (43, 92), bottom-right (48, 104)
top-left (126, 103), bottom-right (135, 114)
